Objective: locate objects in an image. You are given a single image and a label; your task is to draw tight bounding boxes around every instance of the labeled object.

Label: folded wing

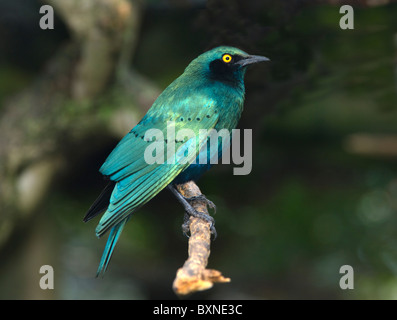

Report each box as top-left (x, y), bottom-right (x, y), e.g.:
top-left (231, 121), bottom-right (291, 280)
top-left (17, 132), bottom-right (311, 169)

top-left (95, 97), bottom-right (219, 237)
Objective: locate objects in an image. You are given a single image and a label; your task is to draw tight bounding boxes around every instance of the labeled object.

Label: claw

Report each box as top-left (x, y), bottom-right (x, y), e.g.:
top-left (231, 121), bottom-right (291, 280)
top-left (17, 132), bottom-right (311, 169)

top-left (183, 208), bottom-right (217, 240)
top-left (182, 213), bottom-right (190, 237)
top-left (184, 194), bottom-right (216, 213)
top-left (168, 185), bottom-right (217, 240)
top-left (210, 224), bottom-right (217, 240)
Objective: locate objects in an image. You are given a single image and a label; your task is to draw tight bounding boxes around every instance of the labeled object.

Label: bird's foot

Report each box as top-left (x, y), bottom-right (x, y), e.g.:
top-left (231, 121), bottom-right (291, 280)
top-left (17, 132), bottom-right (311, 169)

top-left (182, 209), bottom-right (217, 240)
top-left (167, 185), bottom-right (217, 239)
top-left (183, 194), bottom-right (216, 213)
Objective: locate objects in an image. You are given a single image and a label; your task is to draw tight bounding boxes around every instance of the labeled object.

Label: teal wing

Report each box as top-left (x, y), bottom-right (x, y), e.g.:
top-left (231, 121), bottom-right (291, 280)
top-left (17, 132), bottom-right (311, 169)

top-left (95, 96), bottom-right (220, 238)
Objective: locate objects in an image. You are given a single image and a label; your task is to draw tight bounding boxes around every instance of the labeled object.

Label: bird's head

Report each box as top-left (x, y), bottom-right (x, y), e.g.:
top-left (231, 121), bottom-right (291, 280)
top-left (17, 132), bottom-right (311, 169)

top-left (184, 46), bottom-right (269, 86)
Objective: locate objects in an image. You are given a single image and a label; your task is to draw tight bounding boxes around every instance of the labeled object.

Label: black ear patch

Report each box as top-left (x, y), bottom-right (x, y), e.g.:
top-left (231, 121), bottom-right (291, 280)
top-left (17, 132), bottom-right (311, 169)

top-left (209, 55), bottom-right (244, 84)
top-left (209, 59), bottom-right (231, 75)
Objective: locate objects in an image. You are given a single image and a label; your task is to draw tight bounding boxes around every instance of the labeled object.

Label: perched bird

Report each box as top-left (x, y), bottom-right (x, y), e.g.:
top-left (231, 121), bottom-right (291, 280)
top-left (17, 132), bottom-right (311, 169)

top-left (84, 46), bottom-right (269, 276)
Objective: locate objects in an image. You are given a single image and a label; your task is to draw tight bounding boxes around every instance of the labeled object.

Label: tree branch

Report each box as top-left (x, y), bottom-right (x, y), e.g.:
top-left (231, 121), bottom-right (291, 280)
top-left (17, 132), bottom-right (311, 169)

top-left (172, 181), bottom-right (230, 296)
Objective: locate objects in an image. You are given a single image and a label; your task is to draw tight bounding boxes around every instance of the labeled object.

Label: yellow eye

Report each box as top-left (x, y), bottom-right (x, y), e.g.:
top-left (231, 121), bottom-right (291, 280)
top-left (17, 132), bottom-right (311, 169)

top-left (222, 54), bottom-right (232, 63)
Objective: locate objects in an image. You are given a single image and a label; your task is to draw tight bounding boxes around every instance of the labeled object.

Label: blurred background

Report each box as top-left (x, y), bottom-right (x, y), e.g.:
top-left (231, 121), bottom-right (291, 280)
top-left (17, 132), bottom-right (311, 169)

top-left (0, 0), bottom-right (397, 299)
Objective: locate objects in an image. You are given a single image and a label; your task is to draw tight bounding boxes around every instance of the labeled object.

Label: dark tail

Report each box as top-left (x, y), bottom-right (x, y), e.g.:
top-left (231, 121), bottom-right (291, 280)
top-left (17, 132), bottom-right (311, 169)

top-left (84, 181), bottom-right (115, 222)
top-left (96, 217), bottom-right (129, 277)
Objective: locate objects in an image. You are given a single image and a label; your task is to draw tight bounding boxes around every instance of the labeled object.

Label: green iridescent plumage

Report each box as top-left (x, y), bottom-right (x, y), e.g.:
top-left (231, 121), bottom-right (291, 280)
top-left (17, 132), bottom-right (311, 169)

top-left (84, 46), bottom-right (269, 276)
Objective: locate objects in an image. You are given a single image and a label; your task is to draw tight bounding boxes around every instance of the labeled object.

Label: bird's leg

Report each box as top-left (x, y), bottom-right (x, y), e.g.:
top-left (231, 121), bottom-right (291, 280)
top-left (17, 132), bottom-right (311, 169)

top-left (183, 194), bottom-right (216, 213)
top-left (167, 185), bottom-right (217, 239)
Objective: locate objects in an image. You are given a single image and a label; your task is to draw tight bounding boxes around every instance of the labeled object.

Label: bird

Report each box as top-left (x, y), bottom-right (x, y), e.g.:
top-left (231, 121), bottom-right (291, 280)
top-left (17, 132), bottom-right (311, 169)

top-left (84, 46), bottom-right (269, 277)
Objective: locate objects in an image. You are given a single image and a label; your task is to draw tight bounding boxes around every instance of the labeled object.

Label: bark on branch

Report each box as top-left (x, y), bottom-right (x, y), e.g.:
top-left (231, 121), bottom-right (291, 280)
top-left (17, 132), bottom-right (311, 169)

top-left (172, 181), bottom-right (230, 296)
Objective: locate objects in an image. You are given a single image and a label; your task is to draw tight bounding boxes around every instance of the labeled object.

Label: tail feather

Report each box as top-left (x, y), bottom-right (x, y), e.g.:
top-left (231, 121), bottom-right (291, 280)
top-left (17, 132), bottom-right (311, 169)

top-left (84, 181), bottom-right (115, 222)
top-left (96, 217), bottom-right (129, 277)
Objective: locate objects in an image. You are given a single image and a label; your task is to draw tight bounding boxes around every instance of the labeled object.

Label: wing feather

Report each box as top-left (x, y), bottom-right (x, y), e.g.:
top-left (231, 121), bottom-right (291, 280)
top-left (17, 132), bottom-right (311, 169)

top-left (95, 97), bottom-right (219, 237)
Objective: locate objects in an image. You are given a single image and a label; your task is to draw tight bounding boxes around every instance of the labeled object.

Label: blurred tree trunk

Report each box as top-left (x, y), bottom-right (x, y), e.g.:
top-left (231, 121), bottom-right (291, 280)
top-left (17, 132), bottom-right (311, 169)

top-left (0, 0), bottom-right (159, 250)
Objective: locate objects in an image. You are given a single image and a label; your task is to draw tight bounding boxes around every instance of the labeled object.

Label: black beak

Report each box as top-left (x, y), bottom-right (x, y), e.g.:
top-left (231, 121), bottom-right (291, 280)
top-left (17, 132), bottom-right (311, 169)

top-left (237, 55), bottom-right (270, 67)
